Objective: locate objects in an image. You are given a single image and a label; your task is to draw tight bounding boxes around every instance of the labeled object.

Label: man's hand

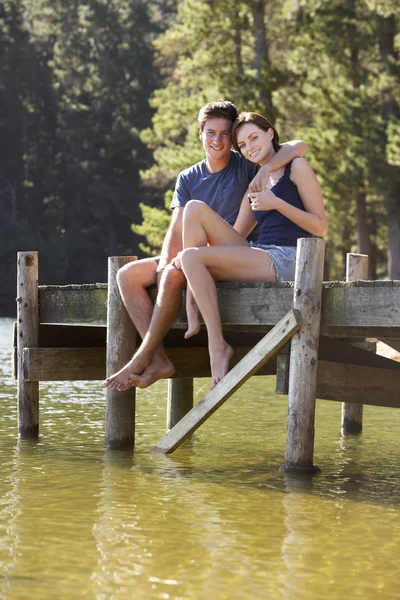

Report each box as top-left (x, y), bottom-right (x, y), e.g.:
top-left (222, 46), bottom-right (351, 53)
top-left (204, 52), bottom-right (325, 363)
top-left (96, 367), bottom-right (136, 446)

top-left (249, 164), bottom-right (271, 192)
top-left (171, 252), bottom-right (183, 270)
top-left (248, 140), bottom-right (308, 192)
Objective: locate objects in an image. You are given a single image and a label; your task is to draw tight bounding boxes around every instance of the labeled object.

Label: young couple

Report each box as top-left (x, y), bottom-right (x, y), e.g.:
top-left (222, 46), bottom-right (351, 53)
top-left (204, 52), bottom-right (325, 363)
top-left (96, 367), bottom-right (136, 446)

top-left (104, 100), bottom-right (327, 391)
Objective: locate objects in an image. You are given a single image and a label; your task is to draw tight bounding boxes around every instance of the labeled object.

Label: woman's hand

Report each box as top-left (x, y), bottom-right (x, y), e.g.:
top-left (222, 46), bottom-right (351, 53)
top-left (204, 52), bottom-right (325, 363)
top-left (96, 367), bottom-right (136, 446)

top-left (171, 251), bottom-right (183, 270)
top-left (248, 189), bottom-right (280, 211)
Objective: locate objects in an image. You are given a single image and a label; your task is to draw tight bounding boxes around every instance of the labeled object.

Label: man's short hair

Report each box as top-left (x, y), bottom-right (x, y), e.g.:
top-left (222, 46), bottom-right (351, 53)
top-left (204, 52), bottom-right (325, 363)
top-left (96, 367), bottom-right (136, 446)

top-left (198, 100), bottom-right (238, 131)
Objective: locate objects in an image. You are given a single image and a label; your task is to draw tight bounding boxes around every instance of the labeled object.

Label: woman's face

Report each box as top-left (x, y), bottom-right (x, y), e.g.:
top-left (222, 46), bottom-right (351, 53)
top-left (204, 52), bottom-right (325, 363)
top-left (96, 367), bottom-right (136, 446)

top-left (235, 123), bottom-right (275, 165)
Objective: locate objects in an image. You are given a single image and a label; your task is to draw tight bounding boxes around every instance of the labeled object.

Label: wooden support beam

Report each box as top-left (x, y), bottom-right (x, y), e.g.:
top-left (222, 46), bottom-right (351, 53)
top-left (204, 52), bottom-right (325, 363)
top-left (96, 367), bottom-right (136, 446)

top-left (21, 348), bottom-right (400, 410)
top-left (24, 347), bottom-right (106, 381)
top-left (379, 338), bottom-right (400, 354)
top-left (20, 330), bottom-right (398, 382)
top-left (21, 346), bottom-right (278, 382)
top-left (105, 257), bottom-right (137, 450)
top-left (317, 361), bottom-right (400, 409)
top-left (17, 251), bottom-right (39, 439)
top-left (150, 309), bottom-right (302, 455)
top-left (282, 238), bottom-right (325, 474)
top-left (341, 253), bottom-right (368, 434)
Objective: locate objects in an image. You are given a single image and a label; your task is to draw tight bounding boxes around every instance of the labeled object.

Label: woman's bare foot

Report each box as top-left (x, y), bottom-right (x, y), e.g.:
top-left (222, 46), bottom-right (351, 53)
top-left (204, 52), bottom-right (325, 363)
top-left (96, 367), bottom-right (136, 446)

top-left (209, 342), bottom-right (234, 389)
top-left (129, 359), bottom-right (176, 389)
top-left (103, 354), bottom-right (148, 392)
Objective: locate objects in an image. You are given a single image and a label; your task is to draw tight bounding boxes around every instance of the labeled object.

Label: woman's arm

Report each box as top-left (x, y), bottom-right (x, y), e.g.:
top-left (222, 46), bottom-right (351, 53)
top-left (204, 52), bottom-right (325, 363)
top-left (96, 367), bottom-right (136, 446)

top-left (249, 140), bottom-right (308, 192)
top-left (248, 157), bottom-right (328, 237)
top-left (232, 190), bottom-right (257, 237)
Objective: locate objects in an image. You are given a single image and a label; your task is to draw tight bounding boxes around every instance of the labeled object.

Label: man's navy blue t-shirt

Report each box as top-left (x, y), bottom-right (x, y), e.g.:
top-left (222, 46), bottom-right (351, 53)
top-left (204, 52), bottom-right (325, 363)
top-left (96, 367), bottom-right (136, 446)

top-left (171, 151), bottom-right (259, 225)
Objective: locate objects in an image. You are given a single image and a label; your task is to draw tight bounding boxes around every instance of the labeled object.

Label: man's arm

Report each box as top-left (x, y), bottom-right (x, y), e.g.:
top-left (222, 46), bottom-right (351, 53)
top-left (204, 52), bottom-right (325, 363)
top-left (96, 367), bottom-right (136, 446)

top-left (157, 207), bottom-right (184, 273)
top-left (249, 140), bottom-right (308, 192)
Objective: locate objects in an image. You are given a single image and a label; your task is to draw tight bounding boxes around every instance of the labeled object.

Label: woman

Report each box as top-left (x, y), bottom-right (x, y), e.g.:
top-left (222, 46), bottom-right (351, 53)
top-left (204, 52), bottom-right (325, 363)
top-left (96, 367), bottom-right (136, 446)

top-left (171, 112), bottom-right (326, 388)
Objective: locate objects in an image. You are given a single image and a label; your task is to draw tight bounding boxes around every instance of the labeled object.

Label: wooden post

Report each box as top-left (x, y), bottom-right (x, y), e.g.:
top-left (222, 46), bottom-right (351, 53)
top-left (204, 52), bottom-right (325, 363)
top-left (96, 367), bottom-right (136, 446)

top-left (341, 253), bottom-right (368, 435)
top-left (275, 341), bottom-right (290, 394)
top-left (105, 256), bottom-right (137, 450)
top-left (281, 238), bottom-right (325, 473)
top-left (167, 378), bottom-right (194, 431)
top-left (17, 251), bottom-right (39, 438)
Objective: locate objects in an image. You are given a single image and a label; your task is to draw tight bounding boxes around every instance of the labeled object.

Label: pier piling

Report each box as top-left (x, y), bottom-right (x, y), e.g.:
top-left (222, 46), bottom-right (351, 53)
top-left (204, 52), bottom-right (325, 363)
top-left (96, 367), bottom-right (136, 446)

top-left (17, 251), bottom-right (39, 438)
top-left (281, 238), bottom-right (325, 473)
top-left (105, 256), bottom-right (137, 450)
top-left (341, 253), bottom-right (369, 435)
top-left (167, 378), bottom-right (194, 431)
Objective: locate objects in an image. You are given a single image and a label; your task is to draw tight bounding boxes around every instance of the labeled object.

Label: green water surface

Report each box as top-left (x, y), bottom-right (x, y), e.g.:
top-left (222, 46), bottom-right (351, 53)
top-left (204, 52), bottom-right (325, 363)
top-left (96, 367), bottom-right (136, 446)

top-left (0, 318), bottom-right (399, 599)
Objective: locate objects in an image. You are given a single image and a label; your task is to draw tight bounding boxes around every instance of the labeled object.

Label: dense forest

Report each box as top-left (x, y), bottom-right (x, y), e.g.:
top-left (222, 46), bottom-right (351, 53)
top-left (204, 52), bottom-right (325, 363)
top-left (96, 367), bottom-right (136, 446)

top-left (1, 0), bottom-right (399, 315)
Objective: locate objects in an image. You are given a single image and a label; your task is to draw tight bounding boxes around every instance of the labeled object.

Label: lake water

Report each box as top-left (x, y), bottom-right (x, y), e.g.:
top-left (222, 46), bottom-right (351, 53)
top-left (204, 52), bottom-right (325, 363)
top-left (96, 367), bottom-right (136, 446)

top-left (1, 317), bottom-right (400, 599)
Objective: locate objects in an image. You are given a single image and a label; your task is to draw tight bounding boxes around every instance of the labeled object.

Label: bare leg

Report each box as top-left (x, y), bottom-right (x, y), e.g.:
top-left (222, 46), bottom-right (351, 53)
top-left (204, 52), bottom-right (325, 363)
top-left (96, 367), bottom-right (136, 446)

top-left (184, 287), bottom-right (201, 339)
top-left (103, 260), bottom-right (183, 391)
top-left (182, 200), bottom-right (248, 343)
top-left (179, 202), bottom-right (277, 387)
top-left (127, 265), bottom-right (187, 389)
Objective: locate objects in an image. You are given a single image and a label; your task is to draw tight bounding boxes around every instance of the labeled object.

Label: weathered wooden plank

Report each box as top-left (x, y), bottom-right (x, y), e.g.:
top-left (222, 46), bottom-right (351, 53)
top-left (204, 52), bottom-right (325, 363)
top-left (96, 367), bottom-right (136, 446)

top-left (24, 347), bottom-right (400, 412)
top-left (150, 309), bottom-right (302, 455)
top-left (318, 336), bottom-right (399, 370)
top-left (24, 347), bottom-right (106, 381)
top-left (38, 281), bottom-right (400, 335)
top-left (14, 321), bottom-right (272, 350)
top-left (379, 338), bottom-right (400, 354)
top-left (22, 346), bottom-right (278, 381)
top-left (13, 322), bottom-right (107, 348)
top-left (39, 284), bottom-right (108, 325)
top-left (316, 361), bottom-right (400, 409)
top-left (321, 283), bottom-right (400, 333)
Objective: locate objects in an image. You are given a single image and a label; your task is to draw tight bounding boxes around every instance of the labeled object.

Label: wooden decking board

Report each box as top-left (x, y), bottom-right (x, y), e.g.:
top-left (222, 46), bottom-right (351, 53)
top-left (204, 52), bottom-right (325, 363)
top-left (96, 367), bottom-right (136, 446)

top-left (37, 281), bottom-right (400, 334)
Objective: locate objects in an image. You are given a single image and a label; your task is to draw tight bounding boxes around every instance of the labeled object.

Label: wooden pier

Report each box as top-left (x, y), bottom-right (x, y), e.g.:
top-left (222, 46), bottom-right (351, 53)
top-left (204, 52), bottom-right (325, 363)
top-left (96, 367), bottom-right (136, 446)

top-left (14, 239), bottom-right (400, 471)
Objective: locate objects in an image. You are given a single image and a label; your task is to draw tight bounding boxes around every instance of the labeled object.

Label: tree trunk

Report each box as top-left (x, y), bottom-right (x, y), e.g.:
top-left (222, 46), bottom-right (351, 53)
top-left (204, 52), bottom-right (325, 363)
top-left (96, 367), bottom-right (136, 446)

top-left (355, 190), bottom-right (374, 279)
top-left (378, 14), bottom-right (400, 278)
top-left (347, 0), bottom-right (374, 278)
top-left (251, 0), bottom-right (272, 112)
top-left (233, 1), bottom-right (243, 78)
top-left (385, 186), bottom-right (400, 279)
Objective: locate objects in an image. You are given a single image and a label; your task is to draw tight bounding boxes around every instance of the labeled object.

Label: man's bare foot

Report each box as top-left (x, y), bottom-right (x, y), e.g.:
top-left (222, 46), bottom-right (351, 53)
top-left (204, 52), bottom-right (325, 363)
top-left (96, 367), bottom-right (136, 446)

top-left (209, 342), bottom-right (234, 389)
top-left (184, 299), bottom-right (201, 339)
top-left (129, 359), bottom-right (176, 389)
top-left (103, 355), bottom-right (149, 392)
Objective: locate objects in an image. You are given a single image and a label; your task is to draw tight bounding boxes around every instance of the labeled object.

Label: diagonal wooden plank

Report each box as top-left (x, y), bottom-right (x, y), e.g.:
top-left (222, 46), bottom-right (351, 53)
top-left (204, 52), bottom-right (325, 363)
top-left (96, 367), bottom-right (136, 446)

top-left (149, 309), bottom-right (302, 455)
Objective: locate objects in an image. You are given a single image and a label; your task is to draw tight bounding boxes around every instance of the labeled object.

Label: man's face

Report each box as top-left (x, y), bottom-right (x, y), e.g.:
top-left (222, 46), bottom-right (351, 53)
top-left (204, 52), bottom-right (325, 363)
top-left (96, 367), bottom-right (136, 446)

top-left (199, 117), bottom-right (233, 162)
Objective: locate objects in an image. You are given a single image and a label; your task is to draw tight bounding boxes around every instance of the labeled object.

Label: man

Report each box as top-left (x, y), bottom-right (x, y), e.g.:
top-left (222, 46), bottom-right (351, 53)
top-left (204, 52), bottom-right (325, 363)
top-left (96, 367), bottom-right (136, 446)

top-left (104, 100), bottom-right (307, 390)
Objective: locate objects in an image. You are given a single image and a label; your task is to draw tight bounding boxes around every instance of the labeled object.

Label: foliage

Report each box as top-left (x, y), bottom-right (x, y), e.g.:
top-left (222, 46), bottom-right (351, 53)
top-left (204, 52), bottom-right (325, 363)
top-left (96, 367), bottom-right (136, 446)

top-left (137, 0), bottom-right (400, 279)
top-left (1, 0), bottom-right (400, 315)
top-left (0, 0), bottom-right (161, 313)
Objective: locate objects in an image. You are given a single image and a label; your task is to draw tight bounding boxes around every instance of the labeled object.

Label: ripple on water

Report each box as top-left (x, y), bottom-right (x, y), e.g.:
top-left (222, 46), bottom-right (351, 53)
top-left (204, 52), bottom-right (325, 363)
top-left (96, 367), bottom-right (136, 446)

top-left (0, 318), bottom-right (400, 599)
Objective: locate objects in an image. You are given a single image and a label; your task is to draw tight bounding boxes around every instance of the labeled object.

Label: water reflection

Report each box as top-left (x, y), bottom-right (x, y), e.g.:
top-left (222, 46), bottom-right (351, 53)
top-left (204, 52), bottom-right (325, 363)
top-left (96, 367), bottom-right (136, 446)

top-left (1, 317), bottom-right (400, 599)
top-left (0, 442), bottom-right (20, 599)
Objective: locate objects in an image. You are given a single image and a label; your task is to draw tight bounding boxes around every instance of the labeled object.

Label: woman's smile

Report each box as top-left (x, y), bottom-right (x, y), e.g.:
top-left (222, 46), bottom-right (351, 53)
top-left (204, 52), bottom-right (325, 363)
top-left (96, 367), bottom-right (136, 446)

top-left (236, 123), bottom-right (276, 165)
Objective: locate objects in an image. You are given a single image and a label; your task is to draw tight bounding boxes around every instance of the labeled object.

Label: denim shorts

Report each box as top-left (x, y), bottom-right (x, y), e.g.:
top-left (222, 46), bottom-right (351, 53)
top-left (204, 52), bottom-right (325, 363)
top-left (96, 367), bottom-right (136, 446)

top-left (249, 242), bottom-right (297, 282)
